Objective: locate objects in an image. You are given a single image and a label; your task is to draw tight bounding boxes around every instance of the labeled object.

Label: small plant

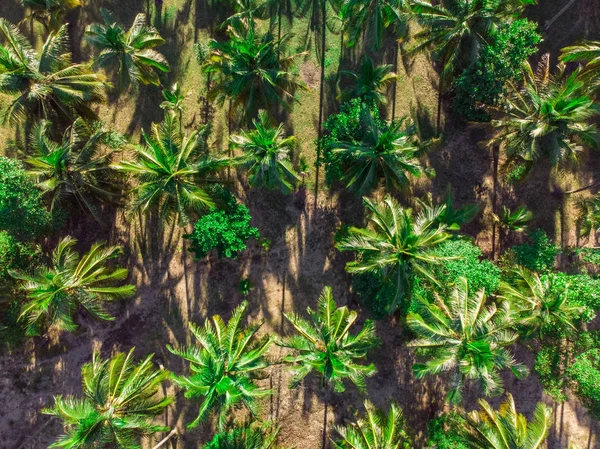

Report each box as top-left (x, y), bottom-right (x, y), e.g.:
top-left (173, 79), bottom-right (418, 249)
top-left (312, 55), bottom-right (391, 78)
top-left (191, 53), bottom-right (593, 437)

top-left (494, 205), bottom-right (533, 232)
top-left (567, 348), bottom-right (600, 418)
top-left (239, 277), bottom-right (254, 297)
top-left (260, 237), bottom-right (272, 252)
top-left (511, 229), bottom-right (560, 273)
top-left (194, 41), bottom-right (211, 65)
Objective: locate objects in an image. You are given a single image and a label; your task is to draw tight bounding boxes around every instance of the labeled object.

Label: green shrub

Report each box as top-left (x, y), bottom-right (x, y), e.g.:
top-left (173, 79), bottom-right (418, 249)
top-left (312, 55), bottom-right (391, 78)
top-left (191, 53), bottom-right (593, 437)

top-left (543, 272), bottom-right (600, 323)
top-left (0, 300), bottom-right (25, 351)
top-left (453, 19), bottom-right (541, 121)
top-left (426, 411), bottom-right (469, 449)
top-left (0, 231), bottom-right (36, 279)
top-left (0, 156), bottom-right (51, 240)
top-left (351, 272), bottom-right (399, 319)
top-left (511, 229), bottom-right (560, 273)
top-left (568, 348), bottom-right (600, 418)
top-left (185, 195), bottom-right (259, 259)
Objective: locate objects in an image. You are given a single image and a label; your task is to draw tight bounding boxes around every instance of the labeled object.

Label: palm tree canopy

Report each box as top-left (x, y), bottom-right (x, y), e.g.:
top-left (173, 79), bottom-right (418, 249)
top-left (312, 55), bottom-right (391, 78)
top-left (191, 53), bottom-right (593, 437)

top-left (44, 349), bottom-right (172, 449)
top-left (21, 0), bottom-right (82, 31)
top-left (465, 394), bottom-right (552, 449)
top-left (489, 54), bottom-right (599, 165)
top-left (336, 195), bottom-right (453, 311)
top-left (10, 236), bottom-right (135, 336)
top-left (339, 55), bottom-right (399, 106)
top-left (205, 422), bottom-right (283, 449)
top-left (499, 266), bottom-right (583, 338)
top-left (279, 286), bottom-right (379, 393)
top-left (0, 20), bottom-right (107, 123)
top-left (407, 277), bottom-right (528, 404)
top-left (113, 113), bottom-right (229, 224)
top-left (85, 10), bottom-right (169, 90)
top-left (410, 0), bottom-right (533, 79)
top-left (230, 109), bottom-right (299, 193)
top-left (493, 205), bottom-right (533, 232)
top-left (204, 20), bottom-right (307, 124)
top-left (24, 118), bottom-right (121, 223)
top-left (329, 108), bottom-right (428, 195)
top-left (560, 40), bottom-right (600, 83)
top-left (578, 193), bottom-right (600, 237)
top-left (167, 301), bottom-right (272, 429)
top-left (333, 400), bottom-right (412, 449)
top-left (340, 0), bottom-right (407, 51)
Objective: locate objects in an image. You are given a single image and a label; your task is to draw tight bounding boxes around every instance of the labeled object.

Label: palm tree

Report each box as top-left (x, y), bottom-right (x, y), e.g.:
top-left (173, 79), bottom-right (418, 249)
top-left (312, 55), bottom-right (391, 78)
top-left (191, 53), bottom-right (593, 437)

top-left (499, 267), bottom-right (583, 338)
top-left (167, 301), bottom-right (272, 430)
top-left (336, 195), bottom-right (453, 312)
top-left (279, 286), bottom-right (378, 449)
top-left (160, 82), bottom-right (185, 126)
top-left (10, 236), bottom-right (135, 336)
top-left (44, 349), bottom-right (172, 449)
top-left (488, 55), bottom-right (599, 166)
top-left (465, 394), bottom-right (552, 449)
top-left (329, 107), bottom-right (428, 195)
top-left (205, 422), bottom-right (282, 449)
top-left (417, 187), bottom-right (479, 230)
top-left (24, 118), bottom-right (120, 223)
top-left (577, 194), bottom-right (600, 237)
top-left (113, 114), bottom-right (229, 225)
top-left (85, 10), bottom-right (169, 90)
top-left (492, 205), bottom-right (532, 254)
top-left (410, 0), bottom-right (530, 131)
top-left (230, 110), bottom-right (299, 193)
top-left (340, 0), bottom-right (407, 51)
top-left (203, 20), bottom-right (306, 124)
top-left (21, 0), bottom-right (82, 32)
top-left (0, 20), bottom-right (107, 124)
top-left (339, 55), bottom-right (398, 107)
top-left (560, 41), bottom-right (600, 85)
top-left (333, 400), bottom-right (412, 449)
top-left (407, 277), bottom-right (528, 404)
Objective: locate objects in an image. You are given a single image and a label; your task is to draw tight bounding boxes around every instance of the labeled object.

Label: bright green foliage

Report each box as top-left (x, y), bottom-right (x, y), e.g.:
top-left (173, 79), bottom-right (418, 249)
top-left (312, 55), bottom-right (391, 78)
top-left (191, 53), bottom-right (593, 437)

top-left (113, 114), bottom-right (229, 225)
top-left (417, 188), bottom-right (479, 231)
top-left (337, 195), bottom-right (453, 312)
top-left (567, 348), bottom-right (600, 418)
top-left (488, 54), bottom-right (599, 165)
top-left (203, 20), bottom-right (306, 124)
top-left (333, 400), bottom-right (412, 449)
top-left (329, 109), bottom-right (427, 196)
top-left (577, 194), bottom-right (600, 237)
top-left (453, 19), bottom-right (541, 121)
top-left (85, 10), bottom-right (169, 90)
top-left (410, 0), bottom-right (531, 80)
top-left (10, 236), bottom-right (135, 336)
top-left (339, 56), bottom-right (399, 107)
top-left (0, 231), bottom-right (36, 279)
top-left (167, 301), bottom-right (272, 429)
top-left (44, 349), bottom-right (172, 449)
top-left (494, 205), bottom-right (533, 233)
top-left (426, 412), bottom-right (469, 449)
top-left (279, 286), bottom-right (379, 392)
top-left (205, 422), bottom-right (282, 449)
top-left (547, 272), bottom-right (600, 322)
top-left (21, 0), bottom-right (82, 31)
top-left (560, 40), bottom-right (600, 84)
top-left (499, 267), bottom-right (584, 338)
top-left (185, 195), bottom-right (259, 259)
top-left (231, 110), bottom-right (300, 193)
top-left (408, 277), bottom-right (527, 404)
top-left (511, 230), bottom-right (560, 273)
top-left (0, 156), bottom-right (51, 241)
top-left (465, 394), bottom-right (552, 449)
top-left (340, 0), bottom-right (407, 51)
top-left (160, 83), bottom-right (185, 124)
top-left (0, 20), bottom-right (106, 123)
top-left (24, 119), bottom-right (120, 223)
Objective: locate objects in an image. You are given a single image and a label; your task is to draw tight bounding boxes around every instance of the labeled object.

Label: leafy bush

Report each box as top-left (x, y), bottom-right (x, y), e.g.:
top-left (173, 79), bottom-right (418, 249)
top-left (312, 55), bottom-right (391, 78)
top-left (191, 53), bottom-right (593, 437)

top-left (0, 300), bottom-right (26, 351)
top-left (320, 98), bottom-right (381, 186)
top-left (567, 347), bottom-right (600, 418)
top-left (351, 272), bottom-right (399, 319)
top-left (511, 229), bottom-right (560, 273)
top-left (185, 195), bottom-right (259, 259)
top-left (426, 412), bottom-right (469, 449)
top-left (0, 156), bottom-right (51, 240)
top-left (544, 272), bottom-right (600, 323)
top-left (0, 231), bottom-right (36, 279)
top-left (453, 19), bottom-right (541, 121)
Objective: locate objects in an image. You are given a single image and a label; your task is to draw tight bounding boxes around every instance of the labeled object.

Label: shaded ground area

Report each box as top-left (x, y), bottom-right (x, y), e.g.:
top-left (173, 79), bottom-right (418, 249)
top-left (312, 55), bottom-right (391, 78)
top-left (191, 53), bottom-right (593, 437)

top-left (1, 0), bottom-right (600, 448)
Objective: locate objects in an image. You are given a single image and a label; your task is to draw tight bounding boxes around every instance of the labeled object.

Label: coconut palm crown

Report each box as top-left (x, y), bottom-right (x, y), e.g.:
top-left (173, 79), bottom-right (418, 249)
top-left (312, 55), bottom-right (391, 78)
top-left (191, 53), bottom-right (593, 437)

top-left (167, 301), bottom-right (272, 429)
top-left (279, 286), bottom-right (379, 393)
top-left (21, 0), bottom-right (82, 32)
top-left (44, 349), bottom-right (172, 449)
top-left (339, 55), bottom-right (399, 107)
top-left (10, 236), bottom-right (135, 336)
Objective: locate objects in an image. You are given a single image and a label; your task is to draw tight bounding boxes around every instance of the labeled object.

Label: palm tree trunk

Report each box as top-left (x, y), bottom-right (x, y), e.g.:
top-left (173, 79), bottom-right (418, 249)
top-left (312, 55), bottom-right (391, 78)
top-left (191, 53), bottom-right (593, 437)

top-left (392, 39), bottom-right (399, 120)
top-left (321, 393), bottom-right (329, 449)
top-left (436, 70), bottom-right (443, 135)
top-left (204, 72), bottom-right (211, 125)
top-left (314, 0), bottom-right (327, 210)
top-left (491, 144), bottom-right (499, 260)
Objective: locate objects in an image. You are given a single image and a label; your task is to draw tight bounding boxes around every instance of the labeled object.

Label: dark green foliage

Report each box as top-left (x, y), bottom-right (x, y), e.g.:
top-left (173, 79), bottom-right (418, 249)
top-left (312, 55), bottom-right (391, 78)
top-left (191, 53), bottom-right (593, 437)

top-left (426, 412), bottom-right (469, 449)
top-left (511, 230), bottom-right (560, 273)
top-left (453, 19), bottom-right (541, 121)
top-left (544, 272), bottom-right (600, 323)
top-left (185, 195), bottom-right (259, 259)
top-left (351, 272), bottom-right (399, 319)
top-left (0, 300), bottom-right (26, 351)
top-left (204, 422), bottom-right (281, 449)
top-left (0, 156), bottom-right (51, 241)
top-left (0, 231), bottom-right (36, 279)
top-left (567, 347), bottom-right (600, 418)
